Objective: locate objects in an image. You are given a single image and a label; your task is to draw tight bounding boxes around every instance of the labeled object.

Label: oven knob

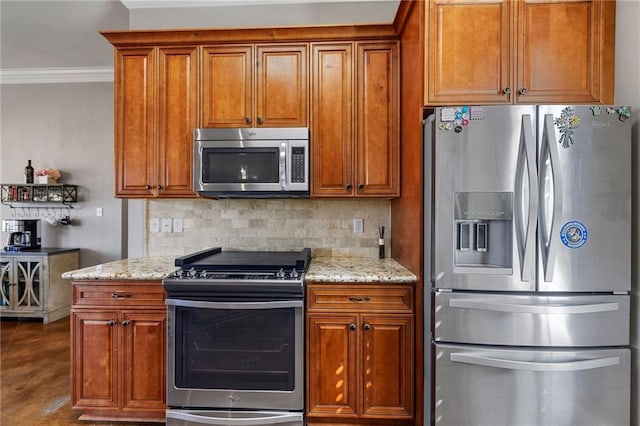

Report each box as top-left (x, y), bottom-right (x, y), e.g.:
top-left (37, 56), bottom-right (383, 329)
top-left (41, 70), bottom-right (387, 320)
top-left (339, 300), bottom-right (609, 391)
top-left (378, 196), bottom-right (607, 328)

top-left (187, 267), bottom-right (197, 278)
top-left (199, 270), bottom-right (208, 279)
top-left (173, 270), bottom-right (184, 278)
top-left (290, 268), bottom-right (299, 279)
top-left (276, 268), bottom-right (286, 279)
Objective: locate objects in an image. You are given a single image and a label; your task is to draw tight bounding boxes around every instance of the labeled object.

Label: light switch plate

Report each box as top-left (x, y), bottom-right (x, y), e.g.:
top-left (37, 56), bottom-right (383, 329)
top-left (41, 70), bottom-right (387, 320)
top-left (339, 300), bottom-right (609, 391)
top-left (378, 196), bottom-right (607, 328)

top-left (353, 218), bottom-right (364, 234)
top-left (173, 218), bottom-right (183, 233)
top-left (161, 217), bottom-right (172, 233)
top-left (149, 218), bottom-right (160, 233)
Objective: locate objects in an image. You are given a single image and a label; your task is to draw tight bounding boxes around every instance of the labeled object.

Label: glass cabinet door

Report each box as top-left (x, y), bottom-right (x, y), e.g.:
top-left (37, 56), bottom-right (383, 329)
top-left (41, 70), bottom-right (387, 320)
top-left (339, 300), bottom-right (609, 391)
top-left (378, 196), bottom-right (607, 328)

top-left (14, 259), bottom-right (42, 309)
top-left (0, 260), bottom-right (12, 307)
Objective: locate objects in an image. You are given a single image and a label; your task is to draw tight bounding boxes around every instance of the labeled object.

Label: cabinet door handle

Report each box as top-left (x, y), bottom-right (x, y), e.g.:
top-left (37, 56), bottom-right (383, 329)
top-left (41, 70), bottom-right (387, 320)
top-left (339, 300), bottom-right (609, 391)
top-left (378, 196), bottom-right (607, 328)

top-left (157, 185), bottom-right (163, 190)
top-left (346, 183), bottom-right (353, 190)
top-left (107, 319), bottom-right (117, 326)
top-left (519, 88), bottom-right (527, 96)
top-left (245, 117), bottom-right (252, 124)
top-left (349, 324), bottom-right (357, 331)
top-left (257, 116), bottom-right (264, 124)
top-left (146, 185), bottom-right (152, 190)
top-left (363, 324), bottom-right (371, 331)
top-left (349, 296), bottom-right (370, 302)
top-left (111, 292), bottom-right (132, 299)
top-left (357, 183), bottom-right (364, 191)
top-left (503, 87), bottom-right (511, 94)
top-left (121, 320), bottom-right (130, 327)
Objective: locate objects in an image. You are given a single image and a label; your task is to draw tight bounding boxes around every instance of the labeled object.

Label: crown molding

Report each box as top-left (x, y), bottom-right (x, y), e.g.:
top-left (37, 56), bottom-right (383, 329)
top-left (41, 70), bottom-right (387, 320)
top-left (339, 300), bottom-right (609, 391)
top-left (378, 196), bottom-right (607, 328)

top-left (0, 67), bottom-right (114, 84)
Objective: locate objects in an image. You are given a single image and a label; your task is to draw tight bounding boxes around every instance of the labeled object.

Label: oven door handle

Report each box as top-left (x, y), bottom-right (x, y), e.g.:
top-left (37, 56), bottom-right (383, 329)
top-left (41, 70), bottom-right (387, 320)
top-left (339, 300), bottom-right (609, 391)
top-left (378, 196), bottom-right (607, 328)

top-left (166, 410), bottom-right (304, 425)
top-left (166, 298), bottom-right (303, 310)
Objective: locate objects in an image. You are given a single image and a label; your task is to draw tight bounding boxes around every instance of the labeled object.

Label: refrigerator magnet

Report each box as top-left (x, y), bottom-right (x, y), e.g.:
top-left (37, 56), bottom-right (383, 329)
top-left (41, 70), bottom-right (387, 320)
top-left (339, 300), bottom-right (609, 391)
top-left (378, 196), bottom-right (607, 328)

top-left (560, 221), bottom-right (588, 249)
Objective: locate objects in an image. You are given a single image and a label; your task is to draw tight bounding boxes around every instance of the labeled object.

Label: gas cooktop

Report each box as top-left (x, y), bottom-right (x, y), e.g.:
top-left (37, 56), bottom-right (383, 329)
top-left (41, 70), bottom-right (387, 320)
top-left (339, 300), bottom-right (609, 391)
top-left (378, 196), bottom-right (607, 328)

top-left (163, 247), bottom-right (311, 299)
top-left (168, 247), bottom-right (311, 281)
top-left (176, 246), bottom-right (310, 270)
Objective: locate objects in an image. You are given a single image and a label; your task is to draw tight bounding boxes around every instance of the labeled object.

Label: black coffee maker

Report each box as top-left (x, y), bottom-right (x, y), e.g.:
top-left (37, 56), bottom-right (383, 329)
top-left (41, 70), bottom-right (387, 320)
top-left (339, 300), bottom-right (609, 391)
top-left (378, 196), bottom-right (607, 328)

top-left (2, 219), bottom-right (41, 251)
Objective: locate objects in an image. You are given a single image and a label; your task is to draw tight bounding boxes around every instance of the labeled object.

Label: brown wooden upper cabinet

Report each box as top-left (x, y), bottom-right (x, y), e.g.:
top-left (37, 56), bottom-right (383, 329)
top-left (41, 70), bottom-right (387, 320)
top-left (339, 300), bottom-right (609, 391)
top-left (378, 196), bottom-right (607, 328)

top-left (201, 44), bottom-right (308, 127)
top-left (114, 46), bottom-right (198, 198)
top-left (425, 0), bottom-right (615, 105)
top-left (311, 41), bottom-right (399, 198)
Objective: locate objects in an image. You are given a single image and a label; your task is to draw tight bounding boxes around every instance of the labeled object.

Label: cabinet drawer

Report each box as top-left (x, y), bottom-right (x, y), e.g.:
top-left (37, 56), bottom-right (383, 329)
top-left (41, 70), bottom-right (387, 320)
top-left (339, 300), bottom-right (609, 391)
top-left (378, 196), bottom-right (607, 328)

top-left (72, 281), bottom-right (165, 308)
top-left (307, 285), bottom-right (413, 313)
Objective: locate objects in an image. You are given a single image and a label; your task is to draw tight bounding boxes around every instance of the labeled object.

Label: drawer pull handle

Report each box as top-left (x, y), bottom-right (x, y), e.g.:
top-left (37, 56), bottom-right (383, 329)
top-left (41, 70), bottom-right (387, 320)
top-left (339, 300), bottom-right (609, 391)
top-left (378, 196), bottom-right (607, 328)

top-left (111, 293), bottom-right (132, 299)
top-left (349, 296), bottom-right (371, 302)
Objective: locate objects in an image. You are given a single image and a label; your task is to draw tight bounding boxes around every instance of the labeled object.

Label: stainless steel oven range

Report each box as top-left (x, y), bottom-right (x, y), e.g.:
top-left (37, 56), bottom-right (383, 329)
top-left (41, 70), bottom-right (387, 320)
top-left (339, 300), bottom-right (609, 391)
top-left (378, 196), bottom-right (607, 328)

top-left (162, 247), bottom-right (310, 426)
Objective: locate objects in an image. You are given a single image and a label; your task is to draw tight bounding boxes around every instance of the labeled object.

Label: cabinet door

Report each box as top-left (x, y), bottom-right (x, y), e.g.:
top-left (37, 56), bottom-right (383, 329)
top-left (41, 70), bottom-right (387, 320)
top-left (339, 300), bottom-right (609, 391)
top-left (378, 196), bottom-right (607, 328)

top-left (114, 48), bottom-right (156, 197)
top-left (361, 315), bottom-right (414, 418)
top-left (307, 314), bottom-right (358, 418)
top-left (13, 258), bottom-right (42, 310)
top-left (157, 46), bottom-right (198, 198)
top-left (256, 44), bottom-right (308, 127)
top-left (356, 42), bottom-right (399, 197)
top-left (71, 311), bottom-right (119, 409)
top-left (0, 259), bottom-right (13, 308)
top-left (121, 311), bottom-right (166, 411)
top-left (201, 45), bottom-right (253, 127)
top-left (516, 0), bottom-right (602, 103)
top-left (426, 0), bottom-right (512, 105)
top-left (311, 43), bottom-right (355, 197)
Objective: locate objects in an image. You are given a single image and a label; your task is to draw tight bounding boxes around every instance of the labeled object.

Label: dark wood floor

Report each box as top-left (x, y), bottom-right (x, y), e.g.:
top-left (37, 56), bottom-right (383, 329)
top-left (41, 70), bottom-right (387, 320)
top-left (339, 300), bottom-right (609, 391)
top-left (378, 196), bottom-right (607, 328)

top-left (1, 317), bottom-right (160, 425)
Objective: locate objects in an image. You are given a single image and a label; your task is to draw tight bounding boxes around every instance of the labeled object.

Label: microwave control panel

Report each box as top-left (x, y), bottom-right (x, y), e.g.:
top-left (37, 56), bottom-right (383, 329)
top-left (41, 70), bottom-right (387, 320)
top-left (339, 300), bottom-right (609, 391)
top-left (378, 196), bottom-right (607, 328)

top-left (291, 147), bottom-right (306, 183)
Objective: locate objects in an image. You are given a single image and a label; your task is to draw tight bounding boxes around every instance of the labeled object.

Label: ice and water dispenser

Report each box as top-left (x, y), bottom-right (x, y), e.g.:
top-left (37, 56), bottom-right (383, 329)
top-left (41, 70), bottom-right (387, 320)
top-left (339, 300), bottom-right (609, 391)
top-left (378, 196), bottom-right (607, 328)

top-left (454, 192), bottom-right (513, 274)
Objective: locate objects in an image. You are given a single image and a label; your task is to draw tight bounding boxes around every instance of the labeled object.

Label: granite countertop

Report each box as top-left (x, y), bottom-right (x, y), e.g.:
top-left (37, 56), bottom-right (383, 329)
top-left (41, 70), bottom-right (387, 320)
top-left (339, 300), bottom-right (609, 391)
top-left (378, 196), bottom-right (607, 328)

top-left (306, 257), bottom-right (417, 283)
top-left (2, 247), bottom-right (80, 256)
top-left (61, 256), bottom-right (177, 281)
top-left (61, 255), bottom-right (417, 284)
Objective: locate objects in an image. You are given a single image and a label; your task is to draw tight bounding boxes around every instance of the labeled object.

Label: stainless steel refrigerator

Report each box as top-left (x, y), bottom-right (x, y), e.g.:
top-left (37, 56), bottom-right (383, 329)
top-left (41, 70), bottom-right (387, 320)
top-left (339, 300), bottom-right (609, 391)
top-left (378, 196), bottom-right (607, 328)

top-left (424, 105), bottom-right (631, 426)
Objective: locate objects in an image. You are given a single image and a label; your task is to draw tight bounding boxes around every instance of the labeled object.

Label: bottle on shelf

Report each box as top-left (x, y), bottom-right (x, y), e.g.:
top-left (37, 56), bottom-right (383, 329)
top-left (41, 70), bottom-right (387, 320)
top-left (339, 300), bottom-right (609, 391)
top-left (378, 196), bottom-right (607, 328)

top-left (25, 160), bottom-right (34, 184)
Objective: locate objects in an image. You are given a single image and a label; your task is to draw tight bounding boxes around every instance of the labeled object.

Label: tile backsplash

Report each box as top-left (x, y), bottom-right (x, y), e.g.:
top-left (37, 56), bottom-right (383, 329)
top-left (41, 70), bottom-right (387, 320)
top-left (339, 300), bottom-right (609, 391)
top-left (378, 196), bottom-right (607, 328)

top-left (146, 198), bottom-right (391, 258)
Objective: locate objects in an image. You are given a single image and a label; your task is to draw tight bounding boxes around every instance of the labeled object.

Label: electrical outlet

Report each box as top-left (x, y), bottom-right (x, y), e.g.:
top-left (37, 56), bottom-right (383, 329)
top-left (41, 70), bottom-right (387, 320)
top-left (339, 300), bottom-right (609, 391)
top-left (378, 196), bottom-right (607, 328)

top-left (149, 218), bottom-right (160, 233)
top-left (96, 207), bottom-right (103, 217)
top-left (161, 217), bottom-right (172, 233)
top-left (173, 218), bottom-right (183, 233)
top-left (353, 218), bottom-right (364, 234)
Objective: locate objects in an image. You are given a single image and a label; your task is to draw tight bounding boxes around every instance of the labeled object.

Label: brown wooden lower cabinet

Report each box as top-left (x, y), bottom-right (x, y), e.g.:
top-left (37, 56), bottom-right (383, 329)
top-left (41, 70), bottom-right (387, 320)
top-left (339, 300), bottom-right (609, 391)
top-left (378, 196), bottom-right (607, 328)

top-left (306, 284), bottom-right (414, 424)
top-left (70, 280), bottom-right (166, 422)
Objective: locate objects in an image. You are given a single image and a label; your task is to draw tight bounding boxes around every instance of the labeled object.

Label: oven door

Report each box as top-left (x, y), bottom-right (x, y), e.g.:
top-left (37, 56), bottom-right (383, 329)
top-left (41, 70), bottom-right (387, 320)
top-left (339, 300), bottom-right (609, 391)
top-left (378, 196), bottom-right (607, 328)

top-left (166, 299), bottom-right (303, 411)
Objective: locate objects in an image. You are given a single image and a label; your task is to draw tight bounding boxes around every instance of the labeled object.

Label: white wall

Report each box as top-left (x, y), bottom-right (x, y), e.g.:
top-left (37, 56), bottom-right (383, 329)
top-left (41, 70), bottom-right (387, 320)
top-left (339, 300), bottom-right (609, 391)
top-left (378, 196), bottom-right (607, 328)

top-left (0, 83), bottom-right (125, 267)
top-left (615, 1), bottom-right (640, 424)
top-left (0, 0), bottom-right (128, 268)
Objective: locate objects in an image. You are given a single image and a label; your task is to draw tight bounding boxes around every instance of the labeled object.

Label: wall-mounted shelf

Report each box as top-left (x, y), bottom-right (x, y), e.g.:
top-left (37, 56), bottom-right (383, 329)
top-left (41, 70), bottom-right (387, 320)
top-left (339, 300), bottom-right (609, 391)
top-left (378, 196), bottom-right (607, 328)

top-left (1, 184), bottom-right (78, 208)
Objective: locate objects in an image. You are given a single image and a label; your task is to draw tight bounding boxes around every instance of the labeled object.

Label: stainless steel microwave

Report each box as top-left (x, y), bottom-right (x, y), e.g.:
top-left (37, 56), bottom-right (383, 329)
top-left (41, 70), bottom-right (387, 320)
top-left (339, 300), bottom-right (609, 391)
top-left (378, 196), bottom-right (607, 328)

top-left (193, 127), bottom-right (309, 198)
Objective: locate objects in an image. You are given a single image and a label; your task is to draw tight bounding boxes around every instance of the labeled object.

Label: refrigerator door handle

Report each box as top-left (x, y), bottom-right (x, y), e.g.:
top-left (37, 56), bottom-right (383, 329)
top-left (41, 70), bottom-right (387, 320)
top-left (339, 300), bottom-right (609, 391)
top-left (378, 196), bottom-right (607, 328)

top-left (514, 114), bottom-right (538, 282)
top-left (449, 298), bottom-right (620, 314)
top-left (450, 352), bottom-right (620, 372)
top-left (540, 114), bottom-right (563, 282)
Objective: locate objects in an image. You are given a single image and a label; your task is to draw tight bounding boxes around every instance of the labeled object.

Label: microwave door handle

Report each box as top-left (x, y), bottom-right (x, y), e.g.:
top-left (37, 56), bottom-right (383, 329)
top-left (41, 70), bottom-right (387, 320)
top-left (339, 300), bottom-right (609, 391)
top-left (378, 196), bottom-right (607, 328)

top-left (279, 142), bottom-right (287, 191)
